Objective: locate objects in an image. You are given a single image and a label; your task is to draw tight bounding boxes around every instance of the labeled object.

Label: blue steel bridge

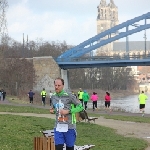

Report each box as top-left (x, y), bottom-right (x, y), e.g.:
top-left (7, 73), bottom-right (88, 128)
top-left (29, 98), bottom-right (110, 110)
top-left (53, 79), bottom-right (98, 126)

top-left (55, 12), bottom-right (150, 69)
top-left (55, 54), bottom-right (150, 69)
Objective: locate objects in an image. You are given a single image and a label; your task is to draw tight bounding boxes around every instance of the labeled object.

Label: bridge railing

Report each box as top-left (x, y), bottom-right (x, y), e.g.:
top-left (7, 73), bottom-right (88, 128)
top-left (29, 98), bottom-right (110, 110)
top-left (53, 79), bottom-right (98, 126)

top-left (56, 54), bottom-right (150, 62)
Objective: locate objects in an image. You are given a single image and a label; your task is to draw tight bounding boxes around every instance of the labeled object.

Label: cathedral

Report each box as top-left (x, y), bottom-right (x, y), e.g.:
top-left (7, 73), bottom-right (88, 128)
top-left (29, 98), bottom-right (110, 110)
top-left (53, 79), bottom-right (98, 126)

top-left (96, 0), bottom-right (150, 86)
top-left (96, 0), bottom-right (150, 56)
top-left (96, 0), bottom-right (119, 55)
top-left (97, 0), bottom-right (119, 33)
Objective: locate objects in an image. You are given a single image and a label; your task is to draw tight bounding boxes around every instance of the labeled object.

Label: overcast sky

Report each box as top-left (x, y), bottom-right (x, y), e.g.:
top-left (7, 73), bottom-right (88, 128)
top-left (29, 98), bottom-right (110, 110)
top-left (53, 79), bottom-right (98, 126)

top-left (7, 0), bottom-right (150, 45)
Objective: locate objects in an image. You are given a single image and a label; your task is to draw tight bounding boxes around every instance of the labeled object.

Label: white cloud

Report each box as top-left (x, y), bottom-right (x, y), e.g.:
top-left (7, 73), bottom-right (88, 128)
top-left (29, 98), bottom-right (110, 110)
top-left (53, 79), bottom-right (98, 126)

top-left (6, 0), bottom-right (150, 45)
top-left (7, 0), bottom-right (96, 44)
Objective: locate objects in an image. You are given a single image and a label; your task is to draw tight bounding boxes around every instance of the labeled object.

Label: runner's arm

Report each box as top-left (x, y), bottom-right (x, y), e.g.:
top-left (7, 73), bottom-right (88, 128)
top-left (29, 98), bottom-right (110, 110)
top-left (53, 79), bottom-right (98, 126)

top-left (69, 94), bottom-right (84, 113)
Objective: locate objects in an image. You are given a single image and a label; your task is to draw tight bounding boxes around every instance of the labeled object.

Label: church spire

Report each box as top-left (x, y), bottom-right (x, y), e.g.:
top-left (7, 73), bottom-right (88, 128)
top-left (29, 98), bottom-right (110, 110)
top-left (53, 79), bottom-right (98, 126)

top-left (100, 0), bottom-right (106, 7)
top-left (109, 0), bottom-right (117, 8)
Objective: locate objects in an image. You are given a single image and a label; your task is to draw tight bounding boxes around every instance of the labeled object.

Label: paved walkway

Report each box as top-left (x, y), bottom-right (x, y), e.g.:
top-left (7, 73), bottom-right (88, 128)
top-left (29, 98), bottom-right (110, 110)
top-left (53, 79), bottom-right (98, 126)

top-left (1, 99), bottom-right (150, 118)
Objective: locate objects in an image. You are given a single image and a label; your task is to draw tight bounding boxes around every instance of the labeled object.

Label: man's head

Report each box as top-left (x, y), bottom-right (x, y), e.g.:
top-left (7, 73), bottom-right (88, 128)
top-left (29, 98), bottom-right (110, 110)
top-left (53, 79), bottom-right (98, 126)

top-left (79, 88), bottom-right (82, 91)
top-left (54, 77), bottom-right (64, 93)
top-left (142, 91), bottom-right (144, 93)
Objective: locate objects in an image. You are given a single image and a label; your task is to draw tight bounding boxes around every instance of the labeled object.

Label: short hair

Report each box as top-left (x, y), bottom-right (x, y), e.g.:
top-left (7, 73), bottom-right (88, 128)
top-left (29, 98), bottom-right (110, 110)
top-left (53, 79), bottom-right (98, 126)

top-left (142, 91), bottom-right (144, 93)
top-left (54, 77), bottom-right (64, 85)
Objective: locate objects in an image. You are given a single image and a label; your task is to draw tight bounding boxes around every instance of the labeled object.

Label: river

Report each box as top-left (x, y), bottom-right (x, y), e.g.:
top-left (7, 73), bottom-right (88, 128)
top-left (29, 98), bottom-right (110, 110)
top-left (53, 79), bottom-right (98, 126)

top-left (88, 94), bottom-right (150, 114)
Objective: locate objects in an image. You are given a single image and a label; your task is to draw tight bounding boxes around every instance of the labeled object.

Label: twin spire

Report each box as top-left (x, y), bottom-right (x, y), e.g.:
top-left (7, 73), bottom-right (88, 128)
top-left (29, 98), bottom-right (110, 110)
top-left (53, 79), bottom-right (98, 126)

top-left (100, 0), bottom-right (116, 8)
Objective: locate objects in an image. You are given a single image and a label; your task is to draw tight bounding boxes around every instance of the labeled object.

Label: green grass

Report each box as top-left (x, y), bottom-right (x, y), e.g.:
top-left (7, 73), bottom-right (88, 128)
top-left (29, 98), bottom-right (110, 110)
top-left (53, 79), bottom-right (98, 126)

top-left (7, 95), bottom-right (29, 104)
top-left (100, 114), bottom-right (150, 123)
top-left (0, 114), bottom-right (148, 150)
top-left (0, 104), bottom-right (49, 114)
top-left (1, 104), bottom-right (150, 124)
top-left (6, 95), bottom-right (150, 123)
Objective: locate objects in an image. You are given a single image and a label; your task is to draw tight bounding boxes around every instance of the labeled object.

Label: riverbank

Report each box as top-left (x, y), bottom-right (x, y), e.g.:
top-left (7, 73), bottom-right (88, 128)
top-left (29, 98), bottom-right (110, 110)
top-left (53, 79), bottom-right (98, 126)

top-left (73, 89), bottom-right (138, 100)
top-left (6, 89), bottom-right (138, 106)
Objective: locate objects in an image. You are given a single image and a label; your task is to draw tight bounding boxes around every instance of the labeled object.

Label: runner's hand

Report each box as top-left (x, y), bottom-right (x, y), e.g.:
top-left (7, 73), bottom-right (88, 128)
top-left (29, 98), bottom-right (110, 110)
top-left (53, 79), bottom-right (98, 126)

top-left (59, 109), bottom-right (69, 115)
top-left (50, 108), bottom-right (54, 114)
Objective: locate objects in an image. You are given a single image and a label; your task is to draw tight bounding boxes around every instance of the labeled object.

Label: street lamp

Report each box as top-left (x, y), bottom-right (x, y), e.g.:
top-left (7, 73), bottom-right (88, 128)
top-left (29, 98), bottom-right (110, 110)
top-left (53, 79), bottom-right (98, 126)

top-left (143, 29), bottom-right (147, 56)
top-left (132, 24), bottom-right (147, 56)
top-left (84, 72), bottom-right (87, 88)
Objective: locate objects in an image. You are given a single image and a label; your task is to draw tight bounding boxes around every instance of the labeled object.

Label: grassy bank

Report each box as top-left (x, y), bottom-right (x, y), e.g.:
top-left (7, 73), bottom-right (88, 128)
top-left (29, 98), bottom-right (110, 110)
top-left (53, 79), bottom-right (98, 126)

top-left (0, 104), bottom-right (49, 114)
top-left (0, 104), bottom-right (150, 123)
top-left (100, 114), bottom-right (150, 123)
top-left (0, 114), bottom-right (147, 150)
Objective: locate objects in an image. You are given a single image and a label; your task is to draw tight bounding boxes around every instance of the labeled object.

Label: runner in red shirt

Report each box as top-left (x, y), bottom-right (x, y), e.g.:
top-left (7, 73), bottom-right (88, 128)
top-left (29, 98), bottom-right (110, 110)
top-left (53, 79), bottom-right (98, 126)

top-left (105, 92), bottom-right (111, 113)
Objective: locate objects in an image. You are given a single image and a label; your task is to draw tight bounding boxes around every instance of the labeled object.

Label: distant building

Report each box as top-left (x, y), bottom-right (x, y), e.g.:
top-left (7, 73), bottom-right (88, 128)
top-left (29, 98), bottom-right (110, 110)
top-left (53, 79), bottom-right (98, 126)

top-left (96, 0), bottom-right (150, 87)
top-left (96, 0), bottom-right (150, 55)
top-left (96, 0), bottom-right (119, 55)
top-left (113, 41), bottom-right (150, 52)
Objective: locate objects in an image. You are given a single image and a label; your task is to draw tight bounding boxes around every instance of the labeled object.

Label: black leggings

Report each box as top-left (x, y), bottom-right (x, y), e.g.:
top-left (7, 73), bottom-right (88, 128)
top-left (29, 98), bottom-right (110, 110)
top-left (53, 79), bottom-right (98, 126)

top-left (55, 144), bottom-right (74, 150)
top-left (79, 99), bottom-right (83, 106)
top-left (93, 101), bottom-right (97, 110)
top-left (84, 101), bottom-right (87, 110)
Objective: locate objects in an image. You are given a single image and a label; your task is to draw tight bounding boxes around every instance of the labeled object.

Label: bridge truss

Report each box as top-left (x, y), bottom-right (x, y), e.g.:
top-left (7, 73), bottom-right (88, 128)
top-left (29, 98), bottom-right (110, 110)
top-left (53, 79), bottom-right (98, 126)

top-left (56, 12), bottom-right (150, 64)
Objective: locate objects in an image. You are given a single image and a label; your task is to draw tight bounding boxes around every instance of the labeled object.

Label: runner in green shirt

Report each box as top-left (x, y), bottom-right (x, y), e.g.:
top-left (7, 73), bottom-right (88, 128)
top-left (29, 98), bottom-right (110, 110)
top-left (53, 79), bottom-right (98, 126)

top-left (138, 91), bottom-right (148, 117)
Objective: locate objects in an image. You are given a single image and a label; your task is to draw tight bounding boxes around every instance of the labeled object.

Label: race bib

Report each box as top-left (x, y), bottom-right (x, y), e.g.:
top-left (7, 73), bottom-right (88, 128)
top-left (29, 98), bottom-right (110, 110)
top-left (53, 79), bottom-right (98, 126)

top-left (56, 123), bottom-right (68, 132)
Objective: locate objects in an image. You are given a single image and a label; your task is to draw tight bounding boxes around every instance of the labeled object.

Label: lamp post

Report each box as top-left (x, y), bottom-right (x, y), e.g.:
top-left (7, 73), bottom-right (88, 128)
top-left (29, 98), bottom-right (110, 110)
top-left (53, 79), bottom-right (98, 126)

top-left (84, 72), bottom-right (87, 89)
top-left (132, 24), bottom-right (147, 56)
top-left (144, 29), bottom-right (147, 56)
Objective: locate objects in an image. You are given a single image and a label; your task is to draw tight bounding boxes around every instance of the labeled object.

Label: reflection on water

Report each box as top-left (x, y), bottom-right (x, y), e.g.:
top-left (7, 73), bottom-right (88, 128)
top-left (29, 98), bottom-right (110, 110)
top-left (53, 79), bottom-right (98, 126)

top-left (111, 94), bottom-right (150, 114)
top-left (88, 94), bottom-right (150, 114)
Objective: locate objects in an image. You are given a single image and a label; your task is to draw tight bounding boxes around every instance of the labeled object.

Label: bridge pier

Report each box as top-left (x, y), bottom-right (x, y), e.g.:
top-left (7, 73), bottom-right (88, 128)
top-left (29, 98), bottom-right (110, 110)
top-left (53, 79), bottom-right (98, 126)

top-left (61, 69), bottom-right (69, 91)
top-left (32, 56), bottom-right (60, 92)
top-left (31, 56), bottom-right (69, 92)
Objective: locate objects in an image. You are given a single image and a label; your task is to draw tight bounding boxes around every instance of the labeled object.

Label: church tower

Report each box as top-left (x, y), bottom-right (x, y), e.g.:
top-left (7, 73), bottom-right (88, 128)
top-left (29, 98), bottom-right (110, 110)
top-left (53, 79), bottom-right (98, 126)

top-left (96, 0), bottom-right (119, 55)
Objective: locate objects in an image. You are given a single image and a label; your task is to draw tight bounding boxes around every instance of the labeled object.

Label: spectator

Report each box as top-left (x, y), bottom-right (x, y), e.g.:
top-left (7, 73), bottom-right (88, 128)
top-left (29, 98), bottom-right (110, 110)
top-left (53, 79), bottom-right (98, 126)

top-left (27, 89), bottom-right (35, 104)
top-left (91, 92), bottom-right (98, 111)
top-left (2, 90), bottom-right (6, 101)
top-left (0, 90), bottom-right (2, 101)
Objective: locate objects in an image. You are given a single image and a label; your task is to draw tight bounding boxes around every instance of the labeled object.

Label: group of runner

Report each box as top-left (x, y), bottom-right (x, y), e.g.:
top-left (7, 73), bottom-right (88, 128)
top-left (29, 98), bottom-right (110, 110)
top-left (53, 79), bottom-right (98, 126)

top-left (76, 88), bottom-right (112, 112)
top-left (27, 87), bottom-right (148, 117)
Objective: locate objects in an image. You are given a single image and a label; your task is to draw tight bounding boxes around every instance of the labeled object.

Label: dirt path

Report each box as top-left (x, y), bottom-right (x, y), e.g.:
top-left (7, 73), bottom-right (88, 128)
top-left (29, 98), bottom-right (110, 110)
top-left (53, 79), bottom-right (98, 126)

top-left (96, 117), bottom-right (150, 150)
top-left (0, 112), bottom-right (150, 150)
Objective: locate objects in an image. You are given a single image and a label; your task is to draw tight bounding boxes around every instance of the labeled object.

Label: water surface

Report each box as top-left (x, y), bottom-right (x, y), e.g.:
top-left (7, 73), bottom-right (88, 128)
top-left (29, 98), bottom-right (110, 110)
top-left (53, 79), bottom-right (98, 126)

top-left (88, 94), bottom-right (150, 114)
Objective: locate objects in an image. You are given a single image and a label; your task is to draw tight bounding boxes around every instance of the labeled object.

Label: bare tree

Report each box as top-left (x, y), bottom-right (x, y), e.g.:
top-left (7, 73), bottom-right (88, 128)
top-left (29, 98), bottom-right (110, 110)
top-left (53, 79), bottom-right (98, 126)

top-left (0, 0), bottom-right (8, 57)
top-left (69, 67), bottom-right (135, 91)
top-left (0, 58), bottom-right (35, 95)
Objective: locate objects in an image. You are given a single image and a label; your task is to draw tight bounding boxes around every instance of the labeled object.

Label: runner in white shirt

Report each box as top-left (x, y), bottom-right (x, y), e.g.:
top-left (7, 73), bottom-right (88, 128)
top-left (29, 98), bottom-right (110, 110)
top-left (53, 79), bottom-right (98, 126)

top-left (49, 90), bottom-right (53, 106)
